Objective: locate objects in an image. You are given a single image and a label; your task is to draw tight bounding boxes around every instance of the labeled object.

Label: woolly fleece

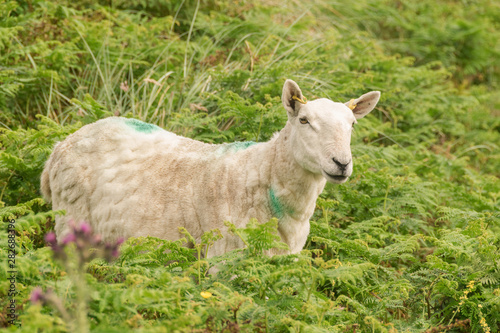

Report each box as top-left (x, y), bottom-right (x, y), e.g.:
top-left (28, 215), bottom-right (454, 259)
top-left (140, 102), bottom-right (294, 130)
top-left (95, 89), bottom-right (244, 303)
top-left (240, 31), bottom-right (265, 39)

top-left (41, 80), bottom-right (380, 257)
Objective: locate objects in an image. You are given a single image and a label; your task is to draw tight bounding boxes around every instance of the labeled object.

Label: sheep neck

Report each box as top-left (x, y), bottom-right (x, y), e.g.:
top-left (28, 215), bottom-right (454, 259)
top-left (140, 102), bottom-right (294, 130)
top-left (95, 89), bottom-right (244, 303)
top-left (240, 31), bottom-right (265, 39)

top-left (264, 122), bottom-right (326, 221)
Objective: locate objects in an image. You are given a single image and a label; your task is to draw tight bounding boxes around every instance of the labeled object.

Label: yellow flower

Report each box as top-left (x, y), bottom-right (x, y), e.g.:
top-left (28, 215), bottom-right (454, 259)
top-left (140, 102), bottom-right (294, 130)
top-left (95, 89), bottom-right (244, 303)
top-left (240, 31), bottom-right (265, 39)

top-left (200, 291), bottom-right (212, 299)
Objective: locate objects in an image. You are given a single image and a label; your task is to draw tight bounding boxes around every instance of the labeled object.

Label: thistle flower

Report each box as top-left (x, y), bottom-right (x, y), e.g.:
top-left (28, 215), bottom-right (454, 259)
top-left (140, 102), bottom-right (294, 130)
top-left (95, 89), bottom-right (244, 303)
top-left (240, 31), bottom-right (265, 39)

top-left (45, 232), bottom-right (67, 261)
top-left (79, 222), bottom-right (92, 235)
top-left (45, 232), bottom-right (56, 244)
top-left (62, 233), bottom-right (77, 245)
top-left (103, 238), bottom-right (124, 262)
top-left (45, 221), bottom-right (123, 266)
top-left (29, 288), bottom-right (72, 324)
top-left (30, 287), bottom-right (45, 304)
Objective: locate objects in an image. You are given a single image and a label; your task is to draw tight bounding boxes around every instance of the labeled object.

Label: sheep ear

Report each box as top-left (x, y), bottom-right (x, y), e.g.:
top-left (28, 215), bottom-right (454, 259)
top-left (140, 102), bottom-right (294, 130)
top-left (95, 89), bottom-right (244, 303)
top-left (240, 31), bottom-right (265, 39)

top-left (345, 91), bottom-right (381, 119)
top-left (282, 79), bottom-right (304, 118)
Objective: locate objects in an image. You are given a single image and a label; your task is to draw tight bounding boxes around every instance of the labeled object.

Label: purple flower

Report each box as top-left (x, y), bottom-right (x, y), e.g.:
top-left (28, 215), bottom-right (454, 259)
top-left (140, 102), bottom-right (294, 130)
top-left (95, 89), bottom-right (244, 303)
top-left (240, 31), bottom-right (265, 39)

top-left (102, 238), bottom-right (124, 262)
top-left (45, 232), bottom-right (57, 244)
top-left (79, 222), bottom-right (92, 235)
top-left (30, 287), bottom-right (44, 304)
top-left (93, 234), bottom-right (102, 244)
top-left (44, 221), bottom-right (123, 265)
top-left (62, 233), bottom-right (77, 244)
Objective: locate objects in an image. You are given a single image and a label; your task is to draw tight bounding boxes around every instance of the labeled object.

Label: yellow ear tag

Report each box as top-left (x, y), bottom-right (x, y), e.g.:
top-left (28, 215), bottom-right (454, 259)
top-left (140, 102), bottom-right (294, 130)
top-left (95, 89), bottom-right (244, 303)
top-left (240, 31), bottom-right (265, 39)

top-left (292, 95), bottom-right (307, 104)
top-left (347, 99), bottom-right (357, 110)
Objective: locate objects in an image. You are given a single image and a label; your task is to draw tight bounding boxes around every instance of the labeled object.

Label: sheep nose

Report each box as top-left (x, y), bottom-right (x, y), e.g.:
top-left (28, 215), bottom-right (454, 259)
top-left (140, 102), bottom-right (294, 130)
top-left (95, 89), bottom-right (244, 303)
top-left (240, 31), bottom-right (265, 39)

top-left (332, 158), bottom-right (350, 170)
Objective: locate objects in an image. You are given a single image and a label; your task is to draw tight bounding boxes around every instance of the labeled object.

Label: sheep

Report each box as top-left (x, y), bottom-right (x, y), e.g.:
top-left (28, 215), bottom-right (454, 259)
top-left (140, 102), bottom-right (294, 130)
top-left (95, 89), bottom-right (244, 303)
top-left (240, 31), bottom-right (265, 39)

top-left (41, 80), bottom-right (380, 257)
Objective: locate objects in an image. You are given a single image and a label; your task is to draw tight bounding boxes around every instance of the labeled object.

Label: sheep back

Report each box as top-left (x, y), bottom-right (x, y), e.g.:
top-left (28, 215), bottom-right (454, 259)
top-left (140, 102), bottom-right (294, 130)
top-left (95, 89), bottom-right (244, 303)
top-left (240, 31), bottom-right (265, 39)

top-left (42, 117), bottom-right (278, 254)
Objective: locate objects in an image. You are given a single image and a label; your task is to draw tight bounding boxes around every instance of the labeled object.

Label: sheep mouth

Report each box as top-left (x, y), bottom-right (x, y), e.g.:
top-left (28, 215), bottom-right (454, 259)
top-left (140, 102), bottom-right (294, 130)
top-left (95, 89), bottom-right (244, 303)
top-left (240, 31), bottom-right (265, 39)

top-left (323, 171), bottom-right (348, 183)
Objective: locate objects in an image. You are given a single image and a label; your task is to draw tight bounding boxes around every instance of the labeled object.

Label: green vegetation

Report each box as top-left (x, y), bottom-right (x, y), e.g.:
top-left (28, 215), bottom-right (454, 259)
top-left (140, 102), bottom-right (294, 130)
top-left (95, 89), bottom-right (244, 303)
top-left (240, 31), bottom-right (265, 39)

top-left (1, 0), bottom-right (499, 331)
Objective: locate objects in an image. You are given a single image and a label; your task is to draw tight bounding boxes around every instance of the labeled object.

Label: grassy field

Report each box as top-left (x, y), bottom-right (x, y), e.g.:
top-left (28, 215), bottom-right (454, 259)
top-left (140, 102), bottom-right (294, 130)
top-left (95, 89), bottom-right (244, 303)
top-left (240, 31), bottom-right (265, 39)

top-left (1, 0), bottom-right (499, 332)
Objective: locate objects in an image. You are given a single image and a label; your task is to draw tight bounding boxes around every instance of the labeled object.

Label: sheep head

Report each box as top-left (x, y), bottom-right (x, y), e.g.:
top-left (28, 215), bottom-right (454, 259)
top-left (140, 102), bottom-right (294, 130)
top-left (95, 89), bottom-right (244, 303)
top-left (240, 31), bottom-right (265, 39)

top-left (282, 79), bottom-right (380, 184)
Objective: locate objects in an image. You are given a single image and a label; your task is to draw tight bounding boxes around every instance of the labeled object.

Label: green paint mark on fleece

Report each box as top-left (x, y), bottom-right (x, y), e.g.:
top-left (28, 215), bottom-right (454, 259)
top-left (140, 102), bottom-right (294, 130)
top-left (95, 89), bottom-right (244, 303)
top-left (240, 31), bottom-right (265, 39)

top-left (217, 141), bottom-right (257, 155)
top-left (268, 188), bottom-right (294, 219)
top-left (124, 118), bottom-right (161, 133)
top-left (228, 141), bottom-right (257, 151)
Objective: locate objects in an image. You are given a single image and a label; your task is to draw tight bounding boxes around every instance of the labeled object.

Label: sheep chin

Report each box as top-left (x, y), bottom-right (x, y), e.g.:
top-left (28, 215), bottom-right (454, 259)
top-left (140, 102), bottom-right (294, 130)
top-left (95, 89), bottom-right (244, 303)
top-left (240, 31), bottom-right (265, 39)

top-left (322, 170), bottom-right (349, 184)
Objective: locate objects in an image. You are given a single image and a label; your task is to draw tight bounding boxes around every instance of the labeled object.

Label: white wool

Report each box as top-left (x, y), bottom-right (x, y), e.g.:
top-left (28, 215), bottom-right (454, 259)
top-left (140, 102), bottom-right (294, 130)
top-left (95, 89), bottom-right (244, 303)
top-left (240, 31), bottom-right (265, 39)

top-left (41, 80), bottom-right (380, 257)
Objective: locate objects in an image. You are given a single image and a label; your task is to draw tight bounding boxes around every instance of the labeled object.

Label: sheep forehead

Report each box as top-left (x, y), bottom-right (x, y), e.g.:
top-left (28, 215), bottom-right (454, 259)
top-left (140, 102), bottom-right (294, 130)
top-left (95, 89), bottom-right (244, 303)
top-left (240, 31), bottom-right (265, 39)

top-left (300, 98), bottom-right (355, 128)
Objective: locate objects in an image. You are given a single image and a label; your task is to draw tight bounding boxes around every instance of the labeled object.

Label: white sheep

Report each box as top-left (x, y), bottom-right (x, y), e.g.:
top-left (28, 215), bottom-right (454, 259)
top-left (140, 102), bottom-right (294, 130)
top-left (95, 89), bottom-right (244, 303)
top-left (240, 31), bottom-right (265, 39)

top-left (41, 80), bottom-right (380, 257)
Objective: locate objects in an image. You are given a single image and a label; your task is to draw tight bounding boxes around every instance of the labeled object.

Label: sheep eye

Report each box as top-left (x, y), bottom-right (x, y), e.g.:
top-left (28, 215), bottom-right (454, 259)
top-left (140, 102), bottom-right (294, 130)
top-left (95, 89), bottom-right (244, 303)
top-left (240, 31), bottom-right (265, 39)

top-left (299, 118), bottom-right (309, 125)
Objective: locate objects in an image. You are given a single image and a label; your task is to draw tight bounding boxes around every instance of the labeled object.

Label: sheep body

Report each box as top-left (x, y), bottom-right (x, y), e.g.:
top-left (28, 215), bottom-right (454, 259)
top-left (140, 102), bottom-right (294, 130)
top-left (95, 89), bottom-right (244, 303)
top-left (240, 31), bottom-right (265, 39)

top-left (42, 117), bottom-right (323, 255)
top-left (41, 80), bottom-right (380, 256)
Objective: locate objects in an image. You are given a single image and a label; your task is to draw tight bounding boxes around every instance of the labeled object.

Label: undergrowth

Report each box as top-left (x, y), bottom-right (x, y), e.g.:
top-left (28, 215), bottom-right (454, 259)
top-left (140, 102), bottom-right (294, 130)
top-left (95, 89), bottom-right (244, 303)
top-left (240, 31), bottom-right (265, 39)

top-left (1, 0), bottom-right (499, 332)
